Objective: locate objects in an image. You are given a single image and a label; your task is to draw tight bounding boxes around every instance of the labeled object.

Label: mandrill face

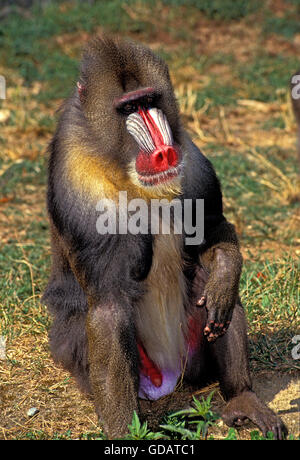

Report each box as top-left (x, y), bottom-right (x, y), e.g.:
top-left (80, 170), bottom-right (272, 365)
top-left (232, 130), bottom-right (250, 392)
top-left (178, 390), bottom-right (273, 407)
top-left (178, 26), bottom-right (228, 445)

top-left (126, 107), bottom-right (182, 187)
top-left (113, 88), bottom-right (183, 188)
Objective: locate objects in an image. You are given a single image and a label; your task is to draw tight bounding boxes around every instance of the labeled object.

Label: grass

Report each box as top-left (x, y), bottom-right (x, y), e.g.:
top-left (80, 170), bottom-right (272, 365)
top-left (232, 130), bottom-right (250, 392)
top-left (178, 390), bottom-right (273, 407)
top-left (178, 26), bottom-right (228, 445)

top-left (85, 394), bottom-right (298, 440)
top-left (0, 0), bottom-right (299, 441)
top-left (236, 54), bottom-right (300, 102)
top-left (155, 0), bottom-right (262, 20)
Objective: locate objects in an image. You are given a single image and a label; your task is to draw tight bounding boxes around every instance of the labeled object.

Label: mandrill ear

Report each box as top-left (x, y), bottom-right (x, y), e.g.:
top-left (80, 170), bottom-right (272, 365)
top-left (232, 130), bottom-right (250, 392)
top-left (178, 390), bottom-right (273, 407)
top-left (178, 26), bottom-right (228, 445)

top-left (77, 81), bottom-right (87, 103)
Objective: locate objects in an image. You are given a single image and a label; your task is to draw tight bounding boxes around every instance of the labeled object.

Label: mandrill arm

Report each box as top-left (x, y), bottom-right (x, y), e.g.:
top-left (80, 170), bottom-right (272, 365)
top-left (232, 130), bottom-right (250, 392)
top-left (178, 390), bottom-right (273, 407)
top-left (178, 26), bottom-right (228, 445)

top-left (197, 220), bottom-right (243, 341)
top-left (182, 137), bottom-right (243, 342)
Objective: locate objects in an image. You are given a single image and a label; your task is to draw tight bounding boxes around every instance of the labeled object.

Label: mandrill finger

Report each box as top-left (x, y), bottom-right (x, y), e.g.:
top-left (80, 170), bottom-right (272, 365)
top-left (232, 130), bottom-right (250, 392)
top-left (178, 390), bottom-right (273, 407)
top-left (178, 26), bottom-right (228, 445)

top-left (204, 307), bottom-right (233, 341)
top-left (207, 332), bottom-right (218, 342)
top-left (196, 296), bottom-right (206, 307)
top-left (222, 320), bottom-right (231, 334)
top-left (218, 309), bottom-right (233, 329)
top-left (204, 319), bottom-right (215, 336)
top-left (205, 322), bottom-right (221, 342)
top-left (270, 421), bottom-right (287, 440)
top-left (204, 318), bottom-right (231, 341)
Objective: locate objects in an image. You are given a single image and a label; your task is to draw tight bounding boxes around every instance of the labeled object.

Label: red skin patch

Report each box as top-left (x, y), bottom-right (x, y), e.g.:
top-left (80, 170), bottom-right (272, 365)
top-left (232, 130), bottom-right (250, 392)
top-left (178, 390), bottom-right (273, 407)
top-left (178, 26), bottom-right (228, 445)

top-left (187, 316), bottom-right (200, 352)
top-left (137, 341), bottom-right (162, 387)
top-left (135, 145), bottom-right (179, 176)
top-left (135, 108), bottom-right (179, 177)
top-left (137, 316), bottom-right (203, 387)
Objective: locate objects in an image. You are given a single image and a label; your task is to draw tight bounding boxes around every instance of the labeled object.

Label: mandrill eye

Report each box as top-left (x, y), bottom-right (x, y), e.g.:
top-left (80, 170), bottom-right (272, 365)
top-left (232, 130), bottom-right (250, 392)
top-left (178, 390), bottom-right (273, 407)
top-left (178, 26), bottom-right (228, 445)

top-left (114, 88), bottom-right (161, 116)
top-left (118, 102), bottom-right (137, 116)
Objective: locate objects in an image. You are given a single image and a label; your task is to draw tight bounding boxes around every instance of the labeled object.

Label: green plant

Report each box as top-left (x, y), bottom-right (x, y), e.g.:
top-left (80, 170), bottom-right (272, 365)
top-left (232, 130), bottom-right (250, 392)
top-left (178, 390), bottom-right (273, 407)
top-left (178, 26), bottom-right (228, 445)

top-left (160, 392), bottom-right (219, 440)
top-left (224, 428), bottom-right (238, 440)
top-left (125, 411), bottom-right (165, 440)
top-left (250, 430), bottom-right (275, 440)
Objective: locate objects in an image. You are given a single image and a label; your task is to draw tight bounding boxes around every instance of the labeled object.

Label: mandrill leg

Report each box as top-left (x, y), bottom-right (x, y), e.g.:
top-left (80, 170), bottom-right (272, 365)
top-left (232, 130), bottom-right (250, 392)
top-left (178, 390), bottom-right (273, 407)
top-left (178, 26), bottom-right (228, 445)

top-left (86, 299), bottom-right (140, 439)
top-left (209, 303), bottom-right (288, 439)
top-left (190, 266), bottom-right (287, 439)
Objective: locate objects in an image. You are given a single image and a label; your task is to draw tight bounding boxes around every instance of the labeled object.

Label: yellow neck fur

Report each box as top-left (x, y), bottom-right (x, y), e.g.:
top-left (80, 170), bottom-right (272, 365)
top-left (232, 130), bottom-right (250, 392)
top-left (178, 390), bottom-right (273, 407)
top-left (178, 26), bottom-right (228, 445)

top-left (65, 147), bottom-right (182, 203)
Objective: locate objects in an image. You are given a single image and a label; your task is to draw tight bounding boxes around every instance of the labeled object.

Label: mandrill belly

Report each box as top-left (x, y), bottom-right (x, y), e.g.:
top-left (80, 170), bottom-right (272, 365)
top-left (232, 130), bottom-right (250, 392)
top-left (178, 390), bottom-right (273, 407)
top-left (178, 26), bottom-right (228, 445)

top-left (136, 234), bottom-right (201, 400)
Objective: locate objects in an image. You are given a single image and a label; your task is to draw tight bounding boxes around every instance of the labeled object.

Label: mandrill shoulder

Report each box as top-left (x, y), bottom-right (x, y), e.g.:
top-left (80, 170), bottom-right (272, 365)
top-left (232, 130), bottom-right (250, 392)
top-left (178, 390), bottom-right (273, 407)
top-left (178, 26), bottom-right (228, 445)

top-left (181, 133), bottom-right (223, 208)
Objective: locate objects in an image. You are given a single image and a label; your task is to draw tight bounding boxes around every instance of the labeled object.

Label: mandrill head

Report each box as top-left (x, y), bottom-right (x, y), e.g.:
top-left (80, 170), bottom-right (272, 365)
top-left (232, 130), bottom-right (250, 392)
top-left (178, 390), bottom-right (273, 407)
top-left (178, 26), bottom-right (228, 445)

top-left (76, 35), bottom-right (184, 195)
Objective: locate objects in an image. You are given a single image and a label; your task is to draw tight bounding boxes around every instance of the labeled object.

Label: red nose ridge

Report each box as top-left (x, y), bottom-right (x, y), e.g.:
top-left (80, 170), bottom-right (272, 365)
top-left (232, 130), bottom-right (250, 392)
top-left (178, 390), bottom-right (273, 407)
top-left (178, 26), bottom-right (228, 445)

top-left (136, 146), bottom-right (178, 176)
top-left (151, 146), bottom-right (178, 172)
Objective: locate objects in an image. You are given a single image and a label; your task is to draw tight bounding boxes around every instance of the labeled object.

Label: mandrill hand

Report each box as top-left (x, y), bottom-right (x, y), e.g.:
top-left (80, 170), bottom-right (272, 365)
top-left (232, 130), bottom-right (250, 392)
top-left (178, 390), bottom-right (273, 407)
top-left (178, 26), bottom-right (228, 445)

top-left (196, 246), bottom-right (242, 342)
top-left (196, 291), bottom-right (234, 342)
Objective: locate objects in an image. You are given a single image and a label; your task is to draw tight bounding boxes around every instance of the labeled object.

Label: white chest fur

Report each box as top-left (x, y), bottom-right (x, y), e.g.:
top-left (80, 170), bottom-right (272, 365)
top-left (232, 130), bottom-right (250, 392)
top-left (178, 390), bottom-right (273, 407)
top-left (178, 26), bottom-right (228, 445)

top-left (136, 233), bottom-right (188, 371)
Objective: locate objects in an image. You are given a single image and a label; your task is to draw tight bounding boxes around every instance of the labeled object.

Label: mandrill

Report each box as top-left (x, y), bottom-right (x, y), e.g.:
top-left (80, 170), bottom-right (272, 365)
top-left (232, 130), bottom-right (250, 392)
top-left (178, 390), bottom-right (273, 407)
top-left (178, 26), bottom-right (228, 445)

top-left (42, 35), bottom-right (287, 439)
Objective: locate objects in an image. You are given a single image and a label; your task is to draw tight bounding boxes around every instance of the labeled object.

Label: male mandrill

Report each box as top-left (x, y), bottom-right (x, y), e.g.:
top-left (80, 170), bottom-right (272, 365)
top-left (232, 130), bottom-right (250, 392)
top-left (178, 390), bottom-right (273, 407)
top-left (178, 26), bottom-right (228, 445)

top-left (43, 36), bottom-right (287, 439)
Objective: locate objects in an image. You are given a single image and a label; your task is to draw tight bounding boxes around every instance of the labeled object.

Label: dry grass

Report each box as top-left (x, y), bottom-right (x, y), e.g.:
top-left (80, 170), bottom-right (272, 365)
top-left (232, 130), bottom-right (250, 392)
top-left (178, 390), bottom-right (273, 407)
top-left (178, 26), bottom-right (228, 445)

top-left (0, 335), bottom-right (98, 440)
top-left (0, 0), bottom-right (299, 440)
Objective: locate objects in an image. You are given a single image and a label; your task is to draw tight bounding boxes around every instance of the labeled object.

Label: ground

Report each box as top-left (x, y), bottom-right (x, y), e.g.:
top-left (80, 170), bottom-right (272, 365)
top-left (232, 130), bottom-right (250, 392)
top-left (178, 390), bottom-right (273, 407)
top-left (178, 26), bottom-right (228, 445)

top-left (0, 0), bottom-right (299, 440)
